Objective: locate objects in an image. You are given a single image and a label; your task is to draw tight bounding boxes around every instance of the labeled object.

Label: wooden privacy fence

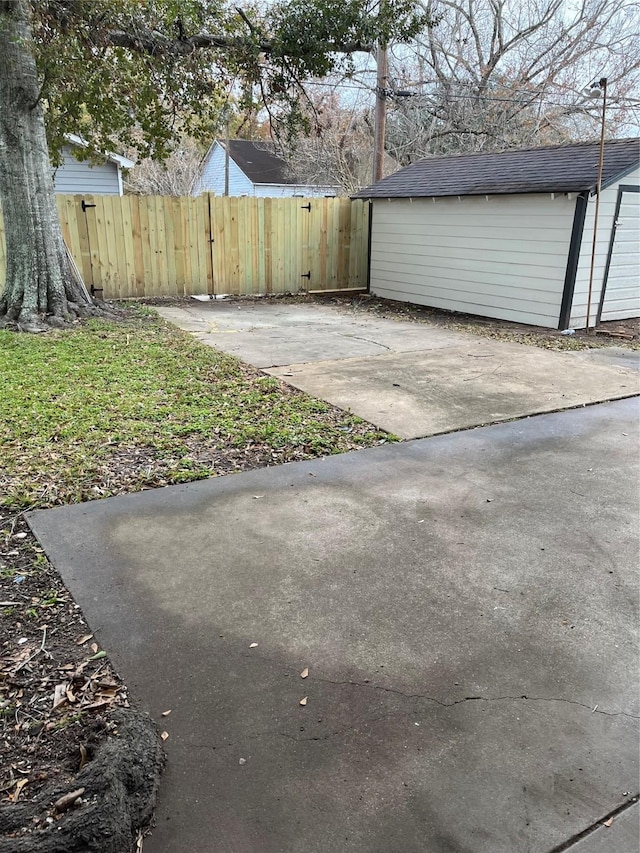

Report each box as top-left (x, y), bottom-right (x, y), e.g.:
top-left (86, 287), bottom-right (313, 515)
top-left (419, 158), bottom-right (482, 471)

top-left (0, 195), bottom-right (370, 299)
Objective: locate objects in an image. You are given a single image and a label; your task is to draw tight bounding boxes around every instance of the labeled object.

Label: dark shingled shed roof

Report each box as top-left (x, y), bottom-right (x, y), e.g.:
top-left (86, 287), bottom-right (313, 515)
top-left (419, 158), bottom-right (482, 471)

top-left (225, 140), bottom-right (294, 185)
top-left (354, 138), bottom-right (640, 199)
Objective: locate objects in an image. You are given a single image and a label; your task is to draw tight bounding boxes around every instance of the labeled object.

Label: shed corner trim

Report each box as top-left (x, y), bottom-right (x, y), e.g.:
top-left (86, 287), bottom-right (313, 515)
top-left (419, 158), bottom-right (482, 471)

top-left (558, 192), bottom-right (588, 330)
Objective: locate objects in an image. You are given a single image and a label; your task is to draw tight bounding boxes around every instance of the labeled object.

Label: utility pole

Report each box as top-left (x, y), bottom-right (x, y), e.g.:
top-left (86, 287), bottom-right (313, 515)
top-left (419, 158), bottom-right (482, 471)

top-left (585, 76), bottom-right (607, 333)
top-left (372, 41), bottom-right (388, 184)
top-left (224, 115), bottom-right (231, 197)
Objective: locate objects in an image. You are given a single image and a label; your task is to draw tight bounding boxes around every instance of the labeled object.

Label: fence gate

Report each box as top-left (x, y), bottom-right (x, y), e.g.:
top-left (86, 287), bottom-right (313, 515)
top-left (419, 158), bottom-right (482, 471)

top-left (209, 196), bottom-right (309, 296)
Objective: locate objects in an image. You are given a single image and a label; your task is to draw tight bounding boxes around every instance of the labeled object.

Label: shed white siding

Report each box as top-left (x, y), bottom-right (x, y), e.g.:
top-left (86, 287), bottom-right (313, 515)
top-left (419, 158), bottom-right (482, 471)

top-left (599, 190), bottom-right (640, 321)
top-left (52, 145), bottom-right (121, 195)
top-left (571, 165), bottom-right (640, 327)
top-left (196, 143), bottom-right (255, 196)
top-left (370, 194), bottom-right (575, 327)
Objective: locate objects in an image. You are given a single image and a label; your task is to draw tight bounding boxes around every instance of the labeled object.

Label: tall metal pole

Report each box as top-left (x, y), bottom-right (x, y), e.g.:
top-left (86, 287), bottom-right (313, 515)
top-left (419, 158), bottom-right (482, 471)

top-left (585, 77), bottom-right (607, 332)
top-left (372, 41), bottom-right (388, 183)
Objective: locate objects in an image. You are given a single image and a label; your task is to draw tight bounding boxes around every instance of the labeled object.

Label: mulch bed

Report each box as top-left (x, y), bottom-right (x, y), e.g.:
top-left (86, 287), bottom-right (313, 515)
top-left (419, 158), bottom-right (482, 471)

top-left (0, 512), bottom-right (164, 853)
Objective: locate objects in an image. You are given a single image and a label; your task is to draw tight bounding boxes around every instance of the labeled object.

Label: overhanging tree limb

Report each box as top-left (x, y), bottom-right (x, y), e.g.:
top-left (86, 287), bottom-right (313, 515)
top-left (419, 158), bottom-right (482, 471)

top-left (1, 0), bottom-right (428, 329)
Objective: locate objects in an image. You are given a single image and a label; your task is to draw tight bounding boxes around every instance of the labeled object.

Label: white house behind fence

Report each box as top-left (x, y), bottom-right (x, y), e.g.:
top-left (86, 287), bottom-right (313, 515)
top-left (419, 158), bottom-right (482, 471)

top-left (195, 139), bottom-right (339, 198)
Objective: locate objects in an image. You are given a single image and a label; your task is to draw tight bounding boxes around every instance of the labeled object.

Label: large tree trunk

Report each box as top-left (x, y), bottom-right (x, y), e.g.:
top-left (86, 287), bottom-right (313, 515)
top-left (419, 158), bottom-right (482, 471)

top-left (0, 0), bottom-right (94, 331)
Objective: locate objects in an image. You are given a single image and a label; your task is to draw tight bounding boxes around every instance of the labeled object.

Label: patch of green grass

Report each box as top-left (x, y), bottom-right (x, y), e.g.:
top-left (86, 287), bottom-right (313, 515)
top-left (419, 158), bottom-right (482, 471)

top-left (0, 312), bottom-right (394, 510)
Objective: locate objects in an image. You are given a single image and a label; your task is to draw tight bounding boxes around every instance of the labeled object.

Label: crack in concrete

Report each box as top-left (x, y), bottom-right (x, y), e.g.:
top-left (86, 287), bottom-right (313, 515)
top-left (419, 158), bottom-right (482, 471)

top-left (182, 687), bottom-right (637, 755)
top-left (338, 332), bottom-right (392, 351)
top-left (308, 673), bottom-right (639, 719)
top-left (238, 653), bottom-right (638, 719)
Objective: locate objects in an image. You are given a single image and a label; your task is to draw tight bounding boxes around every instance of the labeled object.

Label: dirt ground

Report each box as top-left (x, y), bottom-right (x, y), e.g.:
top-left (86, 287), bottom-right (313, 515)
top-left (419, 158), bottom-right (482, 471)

top-left (331, 293), bottom-right (640, 350)
top-left (0, 513), bottom-right (164, 853)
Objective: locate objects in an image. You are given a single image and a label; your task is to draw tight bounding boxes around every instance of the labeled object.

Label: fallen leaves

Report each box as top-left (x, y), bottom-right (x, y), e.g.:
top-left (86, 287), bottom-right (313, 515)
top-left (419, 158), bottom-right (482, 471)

top-left (52, 683), bottom-right (67, 710)
top-left (160, 731), bottom-right (169, 742)
top-left (88, 650), bottom-right (106, 661)
top-left (161, 709), bottom-right (172, 717)
top-left (0, 313), bottom-right (396, 809)
top-left (300, 667), bottom-right (309, 679)
top-left (11, 778), bottom-right (28, 802)
top-left (249, 642), bottom-right (258, 649)
top-left (603, 817), bottom-right (614, 827)
top-left (299, 697), bottom-right (308, 706)
top-left (0, 517), bottom-right (131, 808)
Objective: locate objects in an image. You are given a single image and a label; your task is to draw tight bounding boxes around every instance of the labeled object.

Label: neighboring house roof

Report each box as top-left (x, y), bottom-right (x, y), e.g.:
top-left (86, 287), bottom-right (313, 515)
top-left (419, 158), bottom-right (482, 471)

top-left (206, 139), bottom-right (335, 188)
top-left (354, 138), bottom-right (640, 200)
top-left (65, 134), bottom-right (135, 169)
top-left (225, 139), bottom-right (292, 185)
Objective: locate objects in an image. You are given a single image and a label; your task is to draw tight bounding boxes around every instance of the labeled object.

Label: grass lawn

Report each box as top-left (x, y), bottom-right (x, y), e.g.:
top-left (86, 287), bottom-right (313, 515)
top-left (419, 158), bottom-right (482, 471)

top-left (0, 309), bottom-right (393, 511)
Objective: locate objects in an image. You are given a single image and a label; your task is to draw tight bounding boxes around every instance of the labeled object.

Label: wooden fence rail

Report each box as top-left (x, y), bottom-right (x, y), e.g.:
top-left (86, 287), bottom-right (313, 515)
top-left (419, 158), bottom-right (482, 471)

top-left (0, 195), bottom-right (370, 300)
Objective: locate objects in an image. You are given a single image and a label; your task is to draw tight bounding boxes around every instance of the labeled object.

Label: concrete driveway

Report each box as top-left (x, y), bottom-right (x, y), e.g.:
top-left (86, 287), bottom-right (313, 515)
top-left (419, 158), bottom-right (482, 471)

top-left (156, 301), bottom-right (639, 438)
top-left (28, 399), bottom-right (640, 853)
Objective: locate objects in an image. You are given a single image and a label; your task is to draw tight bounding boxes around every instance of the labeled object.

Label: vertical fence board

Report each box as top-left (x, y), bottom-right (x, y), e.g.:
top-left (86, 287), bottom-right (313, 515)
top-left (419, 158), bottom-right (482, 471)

top-left (195, 195), bottom-right (210, 295)
top-left (262, 198), bottom-right (272, 294)
top-left (129, 197), bottom-right (144, 297)
top-left (163, 197), bottom-right (177, 295)
top-left (83, 195), bottom-right (104, 293)
top-left (117, 197), bottom-right (135, 297)
top-left (238, 197), bottom-right (250, 295)
top-left (108, 195), bottom-right (128, 294)
top-left (183, 199), bottom-right (195, 294)
top-left (209, 196), bottom-right (222, 295)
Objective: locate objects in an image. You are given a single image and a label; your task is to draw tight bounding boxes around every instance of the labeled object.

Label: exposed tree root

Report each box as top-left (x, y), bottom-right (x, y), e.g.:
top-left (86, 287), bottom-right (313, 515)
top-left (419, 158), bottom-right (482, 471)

top-left (0, 709), bottom-right (165, 853)
top-left (0, 300), bottom-right (127, 333)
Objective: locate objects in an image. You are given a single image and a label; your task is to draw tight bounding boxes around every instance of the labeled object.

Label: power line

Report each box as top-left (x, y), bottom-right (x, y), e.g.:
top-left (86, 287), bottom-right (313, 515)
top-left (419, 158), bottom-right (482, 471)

top-left (304, 79), bottom-right (640, 111)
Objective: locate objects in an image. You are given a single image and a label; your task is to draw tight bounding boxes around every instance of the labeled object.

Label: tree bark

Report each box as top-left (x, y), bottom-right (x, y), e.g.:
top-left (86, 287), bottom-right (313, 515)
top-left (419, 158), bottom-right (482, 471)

top-left (0, 0), bottom-right (93, 331)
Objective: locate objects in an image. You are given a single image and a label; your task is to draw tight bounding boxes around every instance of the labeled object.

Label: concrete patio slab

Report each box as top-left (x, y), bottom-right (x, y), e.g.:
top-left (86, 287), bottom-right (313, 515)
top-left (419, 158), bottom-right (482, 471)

top-left (156, 302), bottom-right (464, 366)
top-left (156, 302), bottom-right (639, 439)
top-left (28, 398), bottom-right (640, 853)
top-left (266, 345), bottom-right (638, 438)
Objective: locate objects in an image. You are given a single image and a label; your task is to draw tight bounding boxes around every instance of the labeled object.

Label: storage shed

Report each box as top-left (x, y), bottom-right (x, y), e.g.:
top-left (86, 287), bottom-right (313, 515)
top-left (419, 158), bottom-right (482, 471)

top-left (355, 139), bottom-right (640, 329)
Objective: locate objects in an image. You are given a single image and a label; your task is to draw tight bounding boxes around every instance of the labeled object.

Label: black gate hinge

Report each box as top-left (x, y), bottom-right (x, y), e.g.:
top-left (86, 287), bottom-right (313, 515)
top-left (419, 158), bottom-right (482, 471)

top-left (300, 203), bottom-right (311, 211)
top-left (300, 271), bottom-right (311, 280)
top-left (90, 284), bottom-right (103, 297)
top-left (82, 200), bottom-right (97, 212)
